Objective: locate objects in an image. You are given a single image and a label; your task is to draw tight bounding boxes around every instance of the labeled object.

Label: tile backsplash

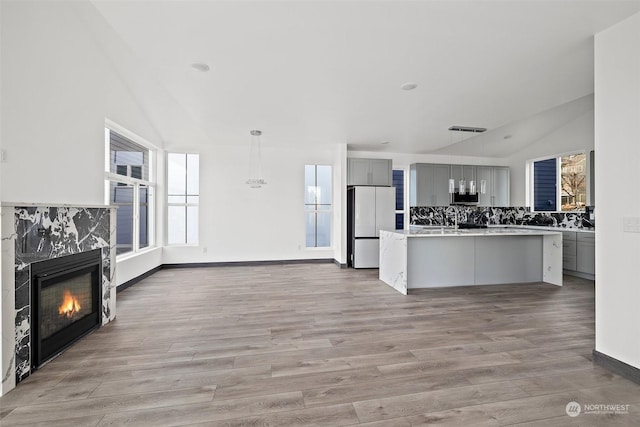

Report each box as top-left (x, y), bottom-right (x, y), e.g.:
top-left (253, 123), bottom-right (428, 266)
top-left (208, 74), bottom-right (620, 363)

top-left (410, 206), bottom-right (594, 229)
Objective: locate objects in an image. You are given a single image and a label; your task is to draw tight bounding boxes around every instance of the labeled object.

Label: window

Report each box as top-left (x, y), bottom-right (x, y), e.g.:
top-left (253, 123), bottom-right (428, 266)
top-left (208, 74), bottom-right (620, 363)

top-left (167, 153), bottom-right (199, 245)
top-left (105, 126), bottom-right (155, 255)
top-left (305, 165), bottom-right (332, 248)
top-left (531, 152), bottom-right (587, 212)
top-left (560, 154), bottom-right (587, 210)
top-left (533, 158), bottom-right (557, 211)
top-left (393, 170), bottom-right (405, 229)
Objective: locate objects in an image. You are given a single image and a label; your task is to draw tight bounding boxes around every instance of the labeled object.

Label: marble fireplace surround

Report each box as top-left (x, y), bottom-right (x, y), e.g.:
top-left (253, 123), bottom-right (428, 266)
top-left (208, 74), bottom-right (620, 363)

top-left (1, 204), bottom-right (117, 395)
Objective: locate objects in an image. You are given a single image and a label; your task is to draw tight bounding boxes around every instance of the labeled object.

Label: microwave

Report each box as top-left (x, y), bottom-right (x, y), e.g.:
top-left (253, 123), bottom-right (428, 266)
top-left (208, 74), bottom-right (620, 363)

top-left (452, 192), bottom-right (479, 204)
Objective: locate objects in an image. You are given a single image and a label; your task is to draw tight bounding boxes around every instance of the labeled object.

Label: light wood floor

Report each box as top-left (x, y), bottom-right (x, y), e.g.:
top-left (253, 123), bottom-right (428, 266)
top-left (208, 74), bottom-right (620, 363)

top-left (1, 264), bottom-right (639, 426)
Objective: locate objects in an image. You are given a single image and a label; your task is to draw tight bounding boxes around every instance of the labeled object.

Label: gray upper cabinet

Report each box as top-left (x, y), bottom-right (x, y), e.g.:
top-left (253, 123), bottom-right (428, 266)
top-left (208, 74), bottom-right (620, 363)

top-left (477, 166), bottom-right (510, 207)
top-left (347, 158), bottom-right (392, 186)
top-left (433, 164), bottom-right (452, 206)
top-left (450, 165), bottom-right (477, 183)
top-left (477, 166), bottom-right (493, 207)
top-left (410, 163), bottom-right (451, 206)
top-left (493, 167), bottom-right (510, 206)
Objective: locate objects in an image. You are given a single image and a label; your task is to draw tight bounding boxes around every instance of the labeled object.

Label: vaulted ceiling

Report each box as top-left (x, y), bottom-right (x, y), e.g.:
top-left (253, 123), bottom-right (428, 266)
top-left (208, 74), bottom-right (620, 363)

top-left (87, 0), bottom-right (640, 154)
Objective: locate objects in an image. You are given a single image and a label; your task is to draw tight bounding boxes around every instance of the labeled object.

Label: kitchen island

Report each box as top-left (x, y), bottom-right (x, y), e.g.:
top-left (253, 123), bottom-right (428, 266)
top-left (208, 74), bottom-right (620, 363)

top-left (379, 227), bottom-right (562, 295)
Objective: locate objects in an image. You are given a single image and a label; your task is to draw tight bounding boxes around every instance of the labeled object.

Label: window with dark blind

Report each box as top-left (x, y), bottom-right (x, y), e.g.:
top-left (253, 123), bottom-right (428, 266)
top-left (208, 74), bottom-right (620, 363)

top-left (534, 158), bottom-right (557, 211)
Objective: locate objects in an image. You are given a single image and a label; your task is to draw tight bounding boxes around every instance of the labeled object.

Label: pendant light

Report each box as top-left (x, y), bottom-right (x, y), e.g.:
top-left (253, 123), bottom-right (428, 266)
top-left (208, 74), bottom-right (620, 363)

top-left (458, 129), bottom-right (466, 195)
top-left (479, 129), bottom-right (487, 194)
top-left (246, 130), bottom-right (267, 188)
top-left (469, 180), bottom-right (477, 195)
top-left (448, 129), bottom-right (455, 194)
top-left (448, 126), bottom-right (487, 195)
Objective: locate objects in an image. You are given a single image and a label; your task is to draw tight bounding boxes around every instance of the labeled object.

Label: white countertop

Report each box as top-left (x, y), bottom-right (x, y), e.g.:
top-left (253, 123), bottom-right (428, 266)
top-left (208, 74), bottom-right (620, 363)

top-left (385, 227), bottom-right (562, 238)
top-left (493, 224), bottom-right (595, 234)
top-left (410, 224), bottom-right (595, 234)
top-left (2, 202), bottom-right (117, 209)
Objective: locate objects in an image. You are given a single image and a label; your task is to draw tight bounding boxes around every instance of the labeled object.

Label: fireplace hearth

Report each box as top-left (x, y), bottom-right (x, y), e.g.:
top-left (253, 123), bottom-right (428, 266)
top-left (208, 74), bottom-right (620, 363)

top-left (30, 249), bottom-right (102, 369)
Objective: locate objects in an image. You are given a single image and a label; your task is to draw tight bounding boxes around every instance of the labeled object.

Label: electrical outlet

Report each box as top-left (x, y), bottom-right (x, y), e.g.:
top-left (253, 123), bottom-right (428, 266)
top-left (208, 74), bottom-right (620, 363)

top-left (202, 246), bottom-right (208, 253)
top-left (622, 217), bottom-right (640, 233)
top-left (1, 150), bottom-right (6, 162)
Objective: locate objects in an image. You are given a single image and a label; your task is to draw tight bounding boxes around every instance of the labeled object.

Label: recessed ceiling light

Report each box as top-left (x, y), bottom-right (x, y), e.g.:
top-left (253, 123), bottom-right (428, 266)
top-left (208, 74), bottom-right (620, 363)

top-left (191, 63), bottom-right (210, 72)
top-left (381, 141), bottom-right (390, 145)
top-left (400, 82), bottom-right (418, 91)
top-left (503, 134), bottom-right (513, 139)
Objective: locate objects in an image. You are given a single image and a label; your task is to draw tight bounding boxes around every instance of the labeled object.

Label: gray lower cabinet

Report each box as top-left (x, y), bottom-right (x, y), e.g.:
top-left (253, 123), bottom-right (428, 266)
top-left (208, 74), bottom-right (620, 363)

top-left (410, 163), bottom-right (451, 206)
top-left (562, 231), bottom-right (595, 277)
top-left (577, 233), bottom-right (595, 275)
top-left (562, 232), bottom-right (577, 271)
top-left (347, 158), bottom-right (392, 186)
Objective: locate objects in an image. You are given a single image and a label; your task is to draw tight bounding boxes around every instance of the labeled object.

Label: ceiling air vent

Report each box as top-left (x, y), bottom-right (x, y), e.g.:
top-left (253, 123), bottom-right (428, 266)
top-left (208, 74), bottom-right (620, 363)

top-left (448, 126), bottom-right (487, 133)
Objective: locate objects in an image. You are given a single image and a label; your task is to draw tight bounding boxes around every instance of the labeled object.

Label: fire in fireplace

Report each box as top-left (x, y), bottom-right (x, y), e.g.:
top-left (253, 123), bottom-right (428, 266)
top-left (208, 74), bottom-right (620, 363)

top-left (30, 249), bottom-right (102, 369)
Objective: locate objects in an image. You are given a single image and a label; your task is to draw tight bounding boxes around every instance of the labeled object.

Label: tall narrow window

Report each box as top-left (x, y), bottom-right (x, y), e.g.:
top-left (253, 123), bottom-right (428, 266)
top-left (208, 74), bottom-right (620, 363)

top-left (167, 153), bottom-right (199, 245)
top-left (560, 153), bottom-right (586, 211)
top-left (105, 126), bottom-right (155, 256)
top-left (393, 170), bottom-right (405, 229)
top-left (305, 165), bottom-right (332, 248)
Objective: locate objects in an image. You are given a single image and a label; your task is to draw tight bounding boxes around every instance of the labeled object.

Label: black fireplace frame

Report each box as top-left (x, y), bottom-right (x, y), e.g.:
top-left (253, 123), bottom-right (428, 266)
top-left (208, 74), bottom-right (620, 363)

top-left (30, 249), bottom-right (103, 369)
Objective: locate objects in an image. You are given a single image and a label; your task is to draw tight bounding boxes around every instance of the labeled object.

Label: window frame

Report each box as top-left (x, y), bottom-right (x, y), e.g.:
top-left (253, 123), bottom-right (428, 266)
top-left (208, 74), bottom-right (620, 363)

top-left (527, 149), bottom-right (591, 213)
top-left (393, 168), bottom-right (407, 230)
top-left (104, 120), bottom-right (157, 258)
top-left (304, 164), bottom-right (333, 249)
top-left (166, 152), bottom-right (200, 246)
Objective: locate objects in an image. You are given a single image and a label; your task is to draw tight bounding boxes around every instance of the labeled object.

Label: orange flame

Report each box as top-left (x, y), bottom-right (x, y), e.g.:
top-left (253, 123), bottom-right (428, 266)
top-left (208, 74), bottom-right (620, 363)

top-left (58, 290), bottom-right (81, 318)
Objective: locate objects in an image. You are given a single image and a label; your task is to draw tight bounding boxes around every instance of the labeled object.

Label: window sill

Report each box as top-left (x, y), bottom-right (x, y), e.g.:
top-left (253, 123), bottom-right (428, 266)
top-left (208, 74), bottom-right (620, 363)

top-left (116, 246), bottom-right (160, 262)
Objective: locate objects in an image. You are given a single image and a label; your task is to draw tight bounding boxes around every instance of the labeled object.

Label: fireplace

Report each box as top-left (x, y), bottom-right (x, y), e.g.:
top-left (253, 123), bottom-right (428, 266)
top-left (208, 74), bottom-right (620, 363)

top-left (30, 249), bottom-right (102, 369)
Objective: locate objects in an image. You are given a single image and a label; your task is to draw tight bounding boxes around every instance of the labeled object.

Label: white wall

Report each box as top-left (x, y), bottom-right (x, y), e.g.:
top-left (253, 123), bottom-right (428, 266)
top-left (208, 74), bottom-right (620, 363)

top-left (0, 1), bottom-right (162, 204)
top-left (1, 1), bottom-right (346, 282)
top-left (0, 1), bottom-right (165, 284)
top-left (117, 247), bottom-right (163, 285)
top-left (0, 0), bottom-right (5, 397)
top-left (162, 143), bottom-right (345, 264)
top-left (594, 12), bottom-right (640, 369)
top-left (504, 108), bottom-right (594, 207)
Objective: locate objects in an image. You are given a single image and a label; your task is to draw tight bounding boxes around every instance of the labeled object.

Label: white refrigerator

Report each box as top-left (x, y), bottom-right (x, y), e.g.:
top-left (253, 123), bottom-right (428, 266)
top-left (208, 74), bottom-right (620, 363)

top-left (348, 186), bottom-right (395, 268)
